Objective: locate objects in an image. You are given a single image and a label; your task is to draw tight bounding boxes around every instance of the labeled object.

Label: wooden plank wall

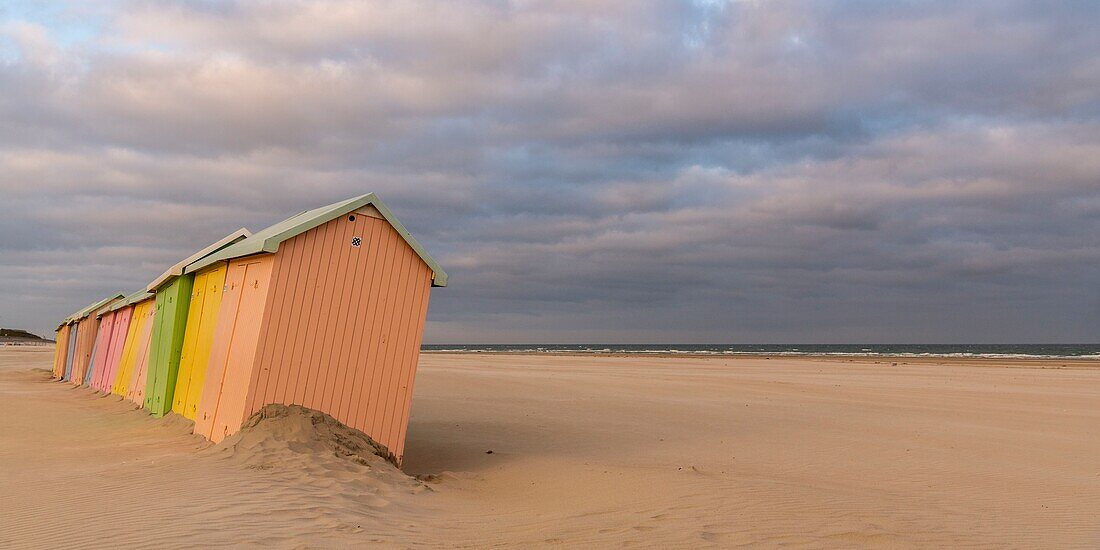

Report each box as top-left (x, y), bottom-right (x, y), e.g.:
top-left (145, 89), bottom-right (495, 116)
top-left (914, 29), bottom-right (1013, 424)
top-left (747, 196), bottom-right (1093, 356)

top-left (194, 255), bottom-right (275, 442)
top-left (113, 300), bottom-right (153, 397)
top-left (89, 311), bottom-right (116, 390)
top-left (86, 311), bottom-right (115, 386)
top-left (53, 324), bottom-right (71, 378)
top-left (63, 324), bottom-right (78, 381)
top-left (173, 264), bottom-right (228, 419)
top-left (97, 306), bottom-right (132, 392)
top-left (146, 275), bottom-right (194, 415)
top-left (126, 301), bottom-right (157, 407)
top-left (245, 212), bottom-right (433, 462)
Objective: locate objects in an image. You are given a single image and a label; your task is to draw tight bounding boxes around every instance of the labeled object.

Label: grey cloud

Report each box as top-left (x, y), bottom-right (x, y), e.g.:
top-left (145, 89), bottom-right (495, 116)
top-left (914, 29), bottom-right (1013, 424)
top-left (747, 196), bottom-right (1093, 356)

top-left (1, 1), bottom-right (1099, 342)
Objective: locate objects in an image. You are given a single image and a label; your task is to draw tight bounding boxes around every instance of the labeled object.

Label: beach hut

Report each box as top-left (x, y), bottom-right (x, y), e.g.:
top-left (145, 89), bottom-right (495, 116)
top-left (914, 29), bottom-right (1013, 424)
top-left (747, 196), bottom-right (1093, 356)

top-left (126, 302), bottom-right (156, 407)
top-left (87, 294), bottom-right (135, 390)
top-left (83, 298), bottom-right (127, 387)
top-left (88, 309), bottom-right (119, 388)
top-left (69, 312), bottom-right (95, 384)
top-left (60, 296), bottom-right (121, 382)
top-left (186, 193), bottom-right (446, 462)
top-left (94, 291), bottom-right (143, 393)
top-left (70, 295), bottom-right (124, 386)
top-left (144, 229), bottom-right (251, 417)
top-left (171, 261), bottom-right (230, 419)
top-left (63, 320), bottom-right (78, 381)
top-left (52, 323), bottom-right (72, 379)
top-left (83, 335), bottom-right (101, 386)
top-left (111, 294), bottom-right (155, 400)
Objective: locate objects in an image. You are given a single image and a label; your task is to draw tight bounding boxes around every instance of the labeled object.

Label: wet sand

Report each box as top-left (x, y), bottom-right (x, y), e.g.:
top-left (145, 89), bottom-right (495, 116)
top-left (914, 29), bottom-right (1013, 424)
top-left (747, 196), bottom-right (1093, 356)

top-left (2, 347), bottom-right (1098, 547)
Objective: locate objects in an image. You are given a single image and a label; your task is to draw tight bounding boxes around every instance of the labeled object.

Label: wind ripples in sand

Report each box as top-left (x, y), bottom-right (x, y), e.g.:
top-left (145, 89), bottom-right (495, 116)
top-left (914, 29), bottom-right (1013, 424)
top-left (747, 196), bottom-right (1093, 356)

top-left (2, 348), bottom-right (1099, 548)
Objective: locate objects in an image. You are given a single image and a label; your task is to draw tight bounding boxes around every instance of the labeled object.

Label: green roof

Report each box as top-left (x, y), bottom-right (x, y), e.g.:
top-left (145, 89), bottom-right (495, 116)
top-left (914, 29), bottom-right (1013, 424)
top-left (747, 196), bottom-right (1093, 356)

top-left (59, 293), bottom-right (125, 327)
top-left (183, 193), bottom-right (448, 286)
top-left (107, 290), bottom-right (155, 313)
top-left (147, 228), bottom-right (251, 292)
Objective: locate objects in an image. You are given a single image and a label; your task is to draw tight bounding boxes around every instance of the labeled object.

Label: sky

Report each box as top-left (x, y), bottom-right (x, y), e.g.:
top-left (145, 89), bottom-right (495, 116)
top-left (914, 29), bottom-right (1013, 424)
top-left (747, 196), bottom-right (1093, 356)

top-left (1, 1), bottom-right (1098, 343)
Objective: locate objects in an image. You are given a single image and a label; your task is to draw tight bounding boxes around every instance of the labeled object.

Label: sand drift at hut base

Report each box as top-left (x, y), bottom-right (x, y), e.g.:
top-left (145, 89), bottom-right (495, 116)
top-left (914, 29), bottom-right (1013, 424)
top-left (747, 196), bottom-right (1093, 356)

top-left (3, 347), bottom-right (1100, 548)
top-left (1, 348), bottom-right (435, 548)
top-left (207, 403), bottom-right (403, 470)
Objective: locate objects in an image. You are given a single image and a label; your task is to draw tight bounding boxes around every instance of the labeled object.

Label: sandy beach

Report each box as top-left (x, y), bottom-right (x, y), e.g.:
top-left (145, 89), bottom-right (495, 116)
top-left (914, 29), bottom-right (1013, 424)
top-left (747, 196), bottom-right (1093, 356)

top-left (2, 346), bottom-right (1098, 548)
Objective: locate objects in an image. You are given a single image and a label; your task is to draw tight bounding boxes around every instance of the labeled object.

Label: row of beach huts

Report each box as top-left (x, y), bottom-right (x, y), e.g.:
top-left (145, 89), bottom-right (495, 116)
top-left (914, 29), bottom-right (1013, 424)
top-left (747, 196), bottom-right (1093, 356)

top-left (51, 194), bottom-right (446, 463)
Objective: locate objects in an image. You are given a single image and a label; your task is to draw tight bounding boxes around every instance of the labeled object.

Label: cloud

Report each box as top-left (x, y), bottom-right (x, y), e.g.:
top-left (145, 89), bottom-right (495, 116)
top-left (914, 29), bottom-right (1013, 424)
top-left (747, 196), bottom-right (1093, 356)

top-left (1, 0), bottom-right (1098, 342)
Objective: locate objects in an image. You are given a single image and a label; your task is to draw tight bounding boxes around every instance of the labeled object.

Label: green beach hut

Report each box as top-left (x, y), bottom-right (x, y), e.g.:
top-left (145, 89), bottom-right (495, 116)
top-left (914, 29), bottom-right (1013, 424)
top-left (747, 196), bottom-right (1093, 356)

top-left (144, 228), bottom-right (251, 416)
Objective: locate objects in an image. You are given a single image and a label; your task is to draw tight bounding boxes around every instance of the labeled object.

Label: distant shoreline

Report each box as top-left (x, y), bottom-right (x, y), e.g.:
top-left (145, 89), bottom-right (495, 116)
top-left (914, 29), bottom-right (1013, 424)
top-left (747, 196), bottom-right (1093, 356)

top-left (420, 343), bottom-right (1100, 359)
top-left (0, 328), bottom-right (53, 346)
top-left (420, 349), bottom-right (1100, 367)
top-left (13, 338), bottom-right (1100, 364)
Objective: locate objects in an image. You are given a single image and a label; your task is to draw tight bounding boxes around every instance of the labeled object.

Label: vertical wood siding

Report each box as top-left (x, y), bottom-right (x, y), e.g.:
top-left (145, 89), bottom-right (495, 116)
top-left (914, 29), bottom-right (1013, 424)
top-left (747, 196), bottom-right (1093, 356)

top-left (113, 300), bottom-right (153, 397)
top-left (125, 302), bottom-right (157, 407)
top-left (69, 321), bottom-right (88, 385)
top-left (97, 306), bottom-right (132, 392)
top-left (193, 255), bottom-right (275, 442)
top-left (63, 325), bottom-right (78, 381)
top-left (243, 214), bottom-right (433, 461)
top-left (146, 275), bottom-right (195, 415)
top-left (70, 317), bottom-right (98, 384)
top-left (87, 312), bottom-right (116, 387)
top-left (83, 335), bottom-right (99, 386)
top-left (173, 264), bottom-right (228, 419)
top-left (53, 324), bottom-right (71, 379)
top-left (88, 311), bottom-right (115, 390)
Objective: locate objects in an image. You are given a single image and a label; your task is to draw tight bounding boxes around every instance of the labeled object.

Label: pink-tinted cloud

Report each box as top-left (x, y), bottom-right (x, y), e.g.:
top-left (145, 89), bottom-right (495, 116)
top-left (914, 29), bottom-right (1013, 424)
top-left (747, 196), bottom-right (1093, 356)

top-left (1, 1), bottom-right (1098, 342)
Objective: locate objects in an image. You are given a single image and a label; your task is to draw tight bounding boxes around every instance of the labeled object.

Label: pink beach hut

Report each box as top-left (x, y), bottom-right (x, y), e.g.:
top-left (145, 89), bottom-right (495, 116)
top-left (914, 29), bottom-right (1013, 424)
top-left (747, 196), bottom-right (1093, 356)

top-left (95, 306), bottom-right (133, 392)
top-left (93, 291), bottom-right (143, 392)
top-left (85, 310), bottom-right (117, 386)
top-left (90, 305), bottom-right (126, 392)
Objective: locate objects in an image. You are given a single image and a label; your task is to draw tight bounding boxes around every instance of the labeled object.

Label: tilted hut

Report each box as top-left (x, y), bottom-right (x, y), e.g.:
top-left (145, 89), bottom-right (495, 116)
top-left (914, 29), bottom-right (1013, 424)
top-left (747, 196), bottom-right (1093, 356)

top-left (91, 290), bottom-right (144, 392)
top-left (144, 229), bottom-right (251, 416)
top-left (73, 295), bottom-right (125, 386)
top-left (52, 323), bottom-right (72, 380)
top-left (184, 193), bottom-right (446, 463)
top-left (172, 261), bottom-right (230, 419)
top-left (62, 295), bottom-right (123, 382)
top-left (64, 323), bottom-right (78, 380)
top-left (88, 309), bottom-right (120, 389)
top-left (110, 293), bottom-right (155, 399)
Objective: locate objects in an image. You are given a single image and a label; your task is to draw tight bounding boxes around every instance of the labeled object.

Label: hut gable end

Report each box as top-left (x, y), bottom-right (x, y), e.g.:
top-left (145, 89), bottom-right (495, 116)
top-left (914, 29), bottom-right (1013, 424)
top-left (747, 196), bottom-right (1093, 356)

top-left (240, 211), bottom-right (433, 460)
top-left (183, 193), bottom-right (447, 287)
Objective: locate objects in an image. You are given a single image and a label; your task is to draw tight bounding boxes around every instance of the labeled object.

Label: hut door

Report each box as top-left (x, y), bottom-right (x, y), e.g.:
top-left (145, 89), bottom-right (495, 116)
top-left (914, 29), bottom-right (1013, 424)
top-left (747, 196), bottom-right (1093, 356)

top-left (203, 255), bottom-right (274, 442)
top-left (64, 326), bottom-right (78, 380)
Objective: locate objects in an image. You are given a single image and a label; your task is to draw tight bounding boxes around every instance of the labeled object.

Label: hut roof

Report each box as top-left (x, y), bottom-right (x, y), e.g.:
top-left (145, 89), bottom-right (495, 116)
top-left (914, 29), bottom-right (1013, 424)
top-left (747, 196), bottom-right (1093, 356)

top-left (147, 228), bottom-right (252, 292)
top-left (60, 294), bottom-right (125, 327)
top-left (107, 290), bottom-right (156, 313)
top-left (184, 193), bottom-right (448, 286)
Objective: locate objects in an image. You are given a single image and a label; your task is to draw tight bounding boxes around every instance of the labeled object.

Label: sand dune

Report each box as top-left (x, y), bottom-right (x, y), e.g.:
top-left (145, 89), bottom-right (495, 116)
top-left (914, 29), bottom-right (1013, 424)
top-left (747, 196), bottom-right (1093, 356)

top-left (2, 347), bottom-right (1098, 548)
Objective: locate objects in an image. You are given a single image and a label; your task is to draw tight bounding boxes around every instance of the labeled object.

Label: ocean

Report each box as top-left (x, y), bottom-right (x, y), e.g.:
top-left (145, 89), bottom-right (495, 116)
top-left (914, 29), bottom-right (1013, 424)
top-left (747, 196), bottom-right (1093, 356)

top-left (422, 343), bottom-right (1100, 359)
